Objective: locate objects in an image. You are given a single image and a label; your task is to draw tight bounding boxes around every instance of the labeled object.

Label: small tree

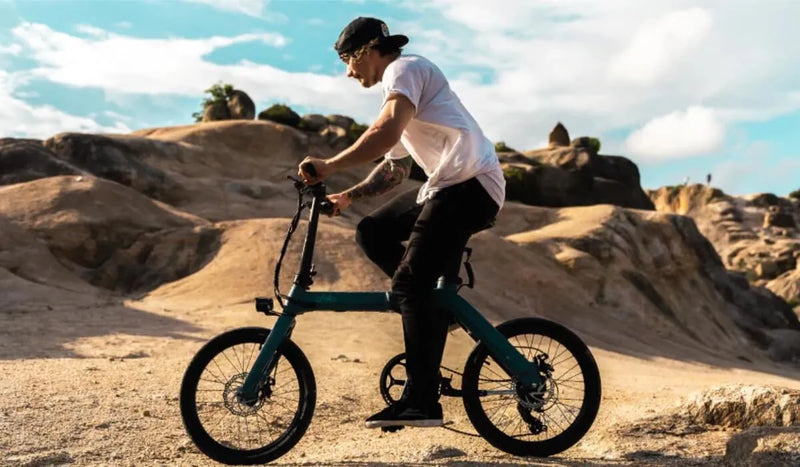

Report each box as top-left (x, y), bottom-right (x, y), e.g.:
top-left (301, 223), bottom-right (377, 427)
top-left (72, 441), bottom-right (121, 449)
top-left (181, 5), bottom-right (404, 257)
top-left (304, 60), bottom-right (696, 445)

top-left (789, 188), bottom-right (800, 200)
top-left (347, 122), bottom-right (369, 144)
top-left (494, 141), bottom-right (515, 153)
top-left (193, 82), bottom-right (235, 122)
top-left (588, 137), bottom-right (601, 154)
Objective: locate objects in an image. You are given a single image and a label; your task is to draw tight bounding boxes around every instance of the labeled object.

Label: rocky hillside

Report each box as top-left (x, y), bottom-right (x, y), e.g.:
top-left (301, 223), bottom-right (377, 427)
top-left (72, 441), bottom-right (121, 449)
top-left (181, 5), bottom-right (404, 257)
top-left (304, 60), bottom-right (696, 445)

top-left (2, 118), bottom-right (800, 465)
top-left (649, 184), bottom-right (800, 315)
top-left (2, 119), bottom-right (798, 363)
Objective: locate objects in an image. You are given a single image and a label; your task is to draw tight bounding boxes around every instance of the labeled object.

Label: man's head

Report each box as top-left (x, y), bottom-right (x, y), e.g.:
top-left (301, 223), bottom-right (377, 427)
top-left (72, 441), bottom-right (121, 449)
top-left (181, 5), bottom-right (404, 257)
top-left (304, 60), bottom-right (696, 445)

top-left (335, 17), bottom-right (408, 88)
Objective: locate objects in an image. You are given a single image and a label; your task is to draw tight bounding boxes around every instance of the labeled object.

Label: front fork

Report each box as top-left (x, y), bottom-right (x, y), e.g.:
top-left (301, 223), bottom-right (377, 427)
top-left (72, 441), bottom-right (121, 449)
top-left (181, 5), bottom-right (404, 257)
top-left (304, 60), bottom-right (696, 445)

top-left (237, 312), bottom-right (296, 404)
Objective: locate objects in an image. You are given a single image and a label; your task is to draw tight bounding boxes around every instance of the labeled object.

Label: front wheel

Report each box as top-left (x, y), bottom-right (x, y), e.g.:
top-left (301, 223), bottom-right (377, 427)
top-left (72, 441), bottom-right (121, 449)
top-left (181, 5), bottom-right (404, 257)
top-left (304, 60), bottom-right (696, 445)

top-left (462, 318), bottom-right (601, 457)
top-left (180, 327), bottom-right (316, 465)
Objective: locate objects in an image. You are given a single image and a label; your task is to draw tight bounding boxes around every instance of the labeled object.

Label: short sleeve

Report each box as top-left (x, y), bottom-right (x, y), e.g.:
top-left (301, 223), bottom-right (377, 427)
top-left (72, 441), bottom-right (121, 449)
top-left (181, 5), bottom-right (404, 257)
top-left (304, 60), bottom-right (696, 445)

top-left (382, 60), bottom-right (423, 111)
top-left (385, 141), bottom-right (409, 160)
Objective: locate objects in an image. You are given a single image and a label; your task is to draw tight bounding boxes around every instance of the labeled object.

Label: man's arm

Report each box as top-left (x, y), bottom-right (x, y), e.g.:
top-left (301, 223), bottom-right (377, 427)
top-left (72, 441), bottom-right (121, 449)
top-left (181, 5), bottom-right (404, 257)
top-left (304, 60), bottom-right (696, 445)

top-left (343, 156), bottom-right (413, 202)
top-left (298, 94), bottom-right (415, 184)
top-left (327, 94), bottom-right (415, 171)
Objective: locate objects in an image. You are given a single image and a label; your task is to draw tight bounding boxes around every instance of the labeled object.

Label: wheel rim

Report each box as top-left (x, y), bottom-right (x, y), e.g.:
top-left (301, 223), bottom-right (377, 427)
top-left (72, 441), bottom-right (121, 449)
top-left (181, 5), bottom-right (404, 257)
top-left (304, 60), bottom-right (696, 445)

top-left (194, 342), bottom-right (301, 451)
top-left (475, 332), bottom-right (586, 442)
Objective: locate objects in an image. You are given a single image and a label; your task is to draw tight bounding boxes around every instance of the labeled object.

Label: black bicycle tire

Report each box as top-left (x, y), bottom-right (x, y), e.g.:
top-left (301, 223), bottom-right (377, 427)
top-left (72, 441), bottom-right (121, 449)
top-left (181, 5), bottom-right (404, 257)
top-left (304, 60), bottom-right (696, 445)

top-left (180, 327), bottom-right (316, 465)
top-left (462, 317), bottom-right (601, 457)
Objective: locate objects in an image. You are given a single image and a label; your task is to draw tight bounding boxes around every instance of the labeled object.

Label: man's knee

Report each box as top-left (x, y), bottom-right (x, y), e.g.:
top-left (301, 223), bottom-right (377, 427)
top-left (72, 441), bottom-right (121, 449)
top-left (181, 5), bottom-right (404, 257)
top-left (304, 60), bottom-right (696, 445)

top-left (355, 216), bottom-right (378, 254)
top-left (391, 262), bottom-right (436, 313)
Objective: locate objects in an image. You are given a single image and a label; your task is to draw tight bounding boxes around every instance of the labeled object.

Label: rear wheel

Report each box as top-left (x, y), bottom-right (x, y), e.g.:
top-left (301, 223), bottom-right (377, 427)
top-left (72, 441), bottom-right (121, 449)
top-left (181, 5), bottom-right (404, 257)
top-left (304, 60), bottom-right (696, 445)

top-left (462, 318), bottom-right (601, 457)
top-left (180, 327), bottom-right (316, 465)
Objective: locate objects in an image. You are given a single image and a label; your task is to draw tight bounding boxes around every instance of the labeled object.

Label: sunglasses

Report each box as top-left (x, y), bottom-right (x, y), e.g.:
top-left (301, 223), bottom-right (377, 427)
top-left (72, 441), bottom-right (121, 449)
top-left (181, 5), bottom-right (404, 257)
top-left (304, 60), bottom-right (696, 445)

top-left (338, 51), bottom-right (355, 63)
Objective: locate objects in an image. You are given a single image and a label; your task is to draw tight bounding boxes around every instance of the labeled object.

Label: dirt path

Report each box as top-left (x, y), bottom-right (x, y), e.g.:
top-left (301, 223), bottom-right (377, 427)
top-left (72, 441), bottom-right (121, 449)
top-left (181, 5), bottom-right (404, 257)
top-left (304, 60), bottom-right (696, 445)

top-left (2, 299), bottom-right (799, 466)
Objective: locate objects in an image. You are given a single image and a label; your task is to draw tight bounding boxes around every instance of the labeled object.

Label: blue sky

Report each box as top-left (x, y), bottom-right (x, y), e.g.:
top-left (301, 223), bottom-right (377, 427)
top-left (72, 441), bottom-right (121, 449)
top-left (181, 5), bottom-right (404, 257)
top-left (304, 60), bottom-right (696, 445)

top-left (0, 0), bottom-right (798, 195)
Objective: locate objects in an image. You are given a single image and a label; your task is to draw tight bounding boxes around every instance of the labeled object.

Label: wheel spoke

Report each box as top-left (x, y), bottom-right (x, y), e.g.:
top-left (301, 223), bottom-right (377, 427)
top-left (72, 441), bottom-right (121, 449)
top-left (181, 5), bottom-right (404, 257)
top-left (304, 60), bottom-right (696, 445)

top-left (181, 330), bottom-right (313, 462)
top-left (464, 324), bottom-right (599, 452)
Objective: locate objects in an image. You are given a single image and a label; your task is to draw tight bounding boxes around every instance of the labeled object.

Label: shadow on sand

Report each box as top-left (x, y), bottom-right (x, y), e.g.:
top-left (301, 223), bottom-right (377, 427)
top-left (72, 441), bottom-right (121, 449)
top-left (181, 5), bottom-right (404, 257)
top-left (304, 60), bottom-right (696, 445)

top-left (0, 300), bottom-right (204, 359)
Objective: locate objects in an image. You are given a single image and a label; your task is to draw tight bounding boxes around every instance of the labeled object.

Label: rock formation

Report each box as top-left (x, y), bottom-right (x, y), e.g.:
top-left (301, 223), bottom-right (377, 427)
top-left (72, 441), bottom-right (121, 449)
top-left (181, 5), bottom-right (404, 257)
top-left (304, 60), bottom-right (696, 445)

top-left (227, 90), bottom-right (255, 120)
top-left (649, 184), bottom-right (800, 313)
top-left (498, 123), bottom-right (654, 210)
top-left (201, 88), bottom-right (255, 122)
top-left (0, 138), bottom-right (80, 184)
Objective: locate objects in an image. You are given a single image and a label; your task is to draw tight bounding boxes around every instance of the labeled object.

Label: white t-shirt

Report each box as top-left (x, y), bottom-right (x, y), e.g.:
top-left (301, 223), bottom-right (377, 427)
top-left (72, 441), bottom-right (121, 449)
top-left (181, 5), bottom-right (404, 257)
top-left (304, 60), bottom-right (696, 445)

top-left (381, 54), bottom-right (505, 209)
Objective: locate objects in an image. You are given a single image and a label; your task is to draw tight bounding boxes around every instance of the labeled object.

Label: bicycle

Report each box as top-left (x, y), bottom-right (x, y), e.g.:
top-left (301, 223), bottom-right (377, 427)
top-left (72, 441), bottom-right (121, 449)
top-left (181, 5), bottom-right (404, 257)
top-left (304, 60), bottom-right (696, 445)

top-left (179, 166), bottom-right (602, 465)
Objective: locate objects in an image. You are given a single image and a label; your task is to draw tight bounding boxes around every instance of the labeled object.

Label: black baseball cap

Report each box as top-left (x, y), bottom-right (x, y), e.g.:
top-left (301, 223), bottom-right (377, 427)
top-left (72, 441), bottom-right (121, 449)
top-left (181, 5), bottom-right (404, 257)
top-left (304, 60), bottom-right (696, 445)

top-left (334, 17), bottom-right (409, 56)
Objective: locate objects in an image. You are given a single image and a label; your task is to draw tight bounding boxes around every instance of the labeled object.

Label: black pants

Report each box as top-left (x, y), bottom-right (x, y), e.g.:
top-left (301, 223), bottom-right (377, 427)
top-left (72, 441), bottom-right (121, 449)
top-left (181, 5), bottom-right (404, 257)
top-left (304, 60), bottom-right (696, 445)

top-left (356, 177), bottom-right (499, 409)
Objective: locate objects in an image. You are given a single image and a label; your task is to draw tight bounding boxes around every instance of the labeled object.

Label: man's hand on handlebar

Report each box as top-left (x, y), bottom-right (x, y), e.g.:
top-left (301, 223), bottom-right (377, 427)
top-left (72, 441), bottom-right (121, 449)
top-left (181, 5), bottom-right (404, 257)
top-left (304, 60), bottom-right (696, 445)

top-left (298, 156), bottom-right (333, 185)
top-left (325, 192), bottom-right (351, 217)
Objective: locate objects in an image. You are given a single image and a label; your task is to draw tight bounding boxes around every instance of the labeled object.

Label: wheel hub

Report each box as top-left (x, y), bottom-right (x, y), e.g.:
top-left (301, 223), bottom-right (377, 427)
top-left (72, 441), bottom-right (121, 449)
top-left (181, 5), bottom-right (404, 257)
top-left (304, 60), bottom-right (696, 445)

top-left (224, 373), bottom-right (265, 416)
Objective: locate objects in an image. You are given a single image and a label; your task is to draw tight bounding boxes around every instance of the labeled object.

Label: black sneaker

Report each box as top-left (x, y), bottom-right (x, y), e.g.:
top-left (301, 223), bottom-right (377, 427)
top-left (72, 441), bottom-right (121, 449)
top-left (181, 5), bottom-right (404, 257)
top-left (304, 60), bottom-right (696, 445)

top-left (365, 402), bottom-right (443, 428)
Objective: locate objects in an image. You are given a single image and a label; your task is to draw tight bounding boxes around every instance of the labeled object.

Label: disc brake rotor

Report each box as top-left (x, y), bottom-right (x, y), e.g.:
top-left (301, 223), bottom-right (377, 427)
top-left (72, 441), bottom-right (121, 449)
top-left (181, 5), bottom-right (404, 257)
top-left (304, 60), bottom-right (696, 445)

top-left (223, 373), bottom-right (265, 416)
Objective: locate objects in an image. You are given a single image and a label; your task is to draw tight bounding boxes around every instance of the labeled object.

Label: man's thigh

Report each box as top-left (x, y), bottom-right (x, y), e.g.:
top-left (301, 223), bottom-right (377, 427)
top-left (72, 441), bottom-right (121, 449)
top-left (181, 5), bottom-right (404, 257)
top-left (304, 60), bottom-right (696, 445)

top-left (361, 186), bottom-right (422, 243)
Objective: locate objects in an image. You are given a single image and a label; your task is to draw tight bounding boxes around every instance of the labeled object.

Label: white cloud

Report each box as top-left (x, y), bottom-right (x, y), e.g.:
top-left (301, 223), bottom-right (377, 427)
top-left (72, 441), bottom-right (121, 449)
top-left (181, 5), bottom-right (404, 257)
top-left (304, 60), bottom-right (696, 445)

top-left (0, 43), bottom-right (22, 55)
top-left (0, 71), bottom-right (131, 138)
top-left (5, 23), bottom-right (379, 126)
top-left (75, 24), bottom-right (108, 38)
top-left (178, 0), bottom-right (286, 21)
top-left (403, 0), bottom-right (800, 152)
top-left (625, 106), bottom-right (725, 160)
top-left (711, 142), bottom-right (800, 196)
top-left (608, 8), bottom-right (712, 86)
top-left (3, 0), bottom-right (800, 157)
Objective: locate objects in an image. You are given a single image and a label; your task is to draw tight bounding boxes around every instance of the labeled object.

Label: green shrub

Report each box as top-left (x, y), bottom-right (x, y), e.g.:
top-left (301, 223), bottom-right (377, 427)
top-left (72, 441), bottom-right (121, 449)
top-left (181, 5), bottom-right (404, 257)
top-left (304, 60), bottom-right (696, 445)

top-left (193, 82), bottom-right (235, 122)
top-left (789, 188), bottom-right (800, 199)
top-left (258, 104), bottom-right (301, 127)
top-left (347, 122), bottom-right (369, 144)
top-left (494, 141), bottom-right (515, 153)
top-left (588, 137), bottom-right (601, 154)
top-left (503, 166), bottom-right (531, 202)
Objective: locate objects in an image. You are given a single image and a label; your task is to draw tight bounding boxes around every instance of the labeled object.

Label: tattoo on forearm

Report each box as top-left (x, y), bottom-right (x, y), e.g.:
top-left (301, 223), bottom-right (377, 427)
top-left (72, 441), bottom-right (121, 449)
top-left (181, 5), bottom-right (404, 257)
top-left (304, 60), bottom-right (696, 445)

top-left (345, 156), bottom-right (412, 201)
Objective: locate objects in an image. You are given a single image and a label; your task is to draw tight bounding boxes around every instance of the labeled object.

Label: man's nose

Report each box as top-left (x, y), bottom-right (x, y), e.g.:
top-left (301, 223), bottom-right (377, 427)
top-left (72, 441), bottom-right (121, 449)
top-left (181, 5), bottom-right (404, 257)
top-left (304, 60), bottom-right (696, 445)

top-left (346, 65), bottom-right (355, 78)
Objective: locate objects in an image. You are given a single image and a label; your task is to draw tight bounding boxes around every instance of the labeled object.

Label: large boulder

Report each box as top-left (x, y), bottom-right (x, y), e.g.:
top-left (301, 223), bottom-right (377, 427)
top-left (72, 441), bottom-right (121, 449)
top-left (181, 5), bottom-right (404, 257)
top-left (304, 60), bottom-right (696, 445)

top-left (501, 124), bottom-right (654, 210)
top-left (201, 100), bottom-right (230, 122)
top-left (226, 90), bottom-right (255, 120)
top-left (548, 121), bottom-right (571, 147)
top-left (725, 426), bottom-right (800, 467)
top-left (300, 114), bottom-right (328, 131)
top-left (258, 104), bottom-right (301, 127)
top-left (320, 125), bottom-right (349, 151)
top-left (0, 138), bottom-right (80, 185)
top-left (43, 132), bottom-right (187, 204)
top-left (687, 385), bottom-right (800, 429)
top-left (326, 114), bottom-right (354, 130)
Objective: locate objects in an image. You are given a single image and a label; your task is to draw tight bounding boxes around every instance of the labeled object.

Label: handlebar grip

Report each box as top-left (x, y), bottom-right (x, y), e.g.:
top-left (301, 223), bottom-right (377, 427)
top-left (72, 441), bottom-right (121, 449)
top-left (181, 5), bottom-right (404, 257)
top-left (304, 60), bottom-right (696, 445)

top-left (301, 162), bottom-right (317, 178)
top-left (319, 199), bottom-right (335, 216)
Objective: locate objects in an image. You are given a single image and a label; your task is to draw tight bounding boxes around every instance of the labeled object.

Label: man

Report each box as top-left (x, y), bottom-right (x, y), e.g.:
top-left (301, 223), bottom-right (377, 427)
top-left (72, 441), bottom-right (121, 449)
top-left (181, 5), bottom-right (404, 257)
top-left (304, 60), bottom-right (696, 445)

top-left (298, 17), bottom-right (505, 428)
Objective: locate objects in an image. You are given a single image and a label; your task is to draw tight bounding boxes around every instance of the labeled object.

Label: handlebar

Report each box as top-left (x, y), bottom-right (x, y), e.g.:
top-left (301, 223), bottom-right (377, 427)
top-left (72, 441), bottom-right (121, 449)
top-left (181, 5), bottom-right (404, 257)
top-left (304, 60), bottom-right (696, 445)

top-left (300, 162), bottom-right (317, 178)
top-left (288, 172), bottom-right (335, 216)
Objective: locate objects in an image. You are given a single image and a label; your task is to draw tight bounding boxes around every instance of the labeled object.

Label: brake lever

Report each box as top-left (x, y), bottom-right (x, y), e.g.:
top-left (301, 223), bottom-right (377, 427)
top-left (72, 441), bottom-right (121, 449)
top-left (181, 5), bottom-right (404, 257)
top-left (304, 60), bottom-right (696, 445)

top-left (287, 175), bottom-right (306, 192)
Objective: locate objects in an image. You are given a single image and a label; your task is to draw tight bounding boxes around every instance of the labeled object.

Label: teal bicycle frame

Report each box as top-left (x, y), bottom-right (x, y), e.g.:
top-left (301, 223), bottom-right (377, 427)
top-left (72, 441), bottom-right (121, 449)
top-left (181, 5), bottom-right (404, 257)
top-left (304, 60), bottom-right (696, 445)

top-left (237, 180), bottom-right (542, 403)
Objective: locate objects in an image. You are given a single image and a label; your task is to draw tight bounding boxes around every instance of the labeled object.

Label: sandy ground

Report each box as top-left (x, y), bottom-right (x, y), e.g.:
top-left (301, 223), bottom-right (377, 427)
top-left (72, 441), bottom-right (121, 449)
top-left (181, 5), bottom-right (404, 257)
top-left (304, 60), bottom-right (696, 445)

top-left (2, 297), bottom-right (799, 467)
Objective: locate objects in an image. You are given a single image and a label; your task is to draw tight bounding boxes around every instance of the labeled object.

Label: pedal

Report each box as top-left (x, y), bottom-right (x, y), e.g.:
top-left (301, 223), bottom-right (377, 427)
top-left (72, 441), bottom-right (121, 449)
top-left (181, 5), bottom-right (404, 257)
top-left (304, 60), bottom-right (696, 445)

top-left (380, 425), bottom-right (405, 433)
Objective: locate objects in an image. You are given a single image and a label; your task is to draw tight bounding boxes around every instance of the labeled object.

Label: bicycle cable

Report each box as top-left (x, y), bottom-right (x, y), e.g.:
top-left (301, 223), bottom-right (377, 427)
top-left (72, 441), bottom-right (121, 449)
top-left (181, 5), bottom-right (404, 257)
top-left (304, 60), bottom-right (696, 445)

top-left (273, 181), bottom-right (307, 310)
